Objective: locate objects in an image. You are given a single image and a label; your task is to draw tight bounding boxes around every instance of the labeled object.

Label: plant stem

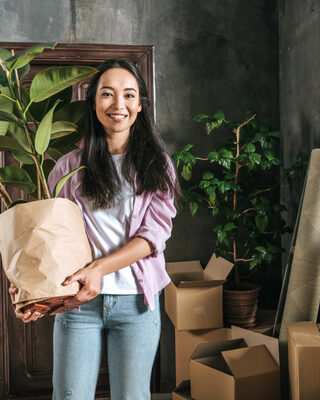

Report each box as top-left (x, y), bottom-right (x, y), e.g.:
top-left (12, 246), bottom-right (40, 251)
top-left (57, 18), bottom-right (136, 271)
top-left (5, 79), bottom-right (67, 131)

top-left (39, 164), bottom-right (50, 199)
top-left (0, 93), bottom-right (15, 103)
top-left (0, 182), bottom-right (12, 209)
top-left (11, 50), bottom-right (21, 102)
top-left (0, 191), bottom-right (9, 209)
top-left (232, 114), bottom-right (256, 287)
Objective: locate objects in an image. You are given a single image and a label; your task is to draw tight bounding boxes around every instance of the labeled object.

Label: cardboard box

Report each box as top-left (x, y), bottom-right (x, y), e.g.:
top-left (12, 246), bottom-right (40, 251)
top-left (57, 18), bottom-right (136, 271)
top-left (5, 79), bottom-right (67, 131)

top-left (172, 380), bottom-right (192, 400)
top-left (190, 326), bottom-right (280, 400)
top-left (175, 328), bottom-right (232, 385)
top-left (287, 321), bottom-right (320, 400)
top-left (165, 254), bottom-right (233, 330)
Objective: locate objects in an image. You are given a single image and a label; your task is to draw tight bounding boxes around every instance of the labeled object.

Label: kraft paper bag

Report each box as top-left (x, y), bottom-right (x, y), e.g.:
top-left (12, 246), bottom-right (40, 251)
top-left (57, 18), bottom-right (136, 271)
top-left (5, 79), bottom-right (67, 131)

top-left (0, 198), bottom-right (93, 311)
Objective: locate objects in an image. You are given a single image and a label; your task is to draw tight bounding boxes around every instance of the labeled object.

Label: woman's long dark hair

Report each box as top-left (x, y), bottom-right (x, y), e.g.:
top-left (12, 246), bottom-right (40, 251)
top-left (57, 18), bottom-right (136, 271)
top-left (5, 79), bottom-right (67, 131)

top-left (81, 59), bottom-right (179, 209)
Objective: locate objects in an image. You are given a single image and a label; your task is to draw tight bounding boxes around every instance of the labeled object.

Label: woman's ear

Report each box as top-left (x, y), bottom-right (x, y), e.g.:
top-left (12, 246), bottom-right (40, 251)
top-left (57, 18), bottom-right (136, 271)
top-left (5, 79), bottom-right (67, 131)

top-left (138, 102), bottom-right (142, 112)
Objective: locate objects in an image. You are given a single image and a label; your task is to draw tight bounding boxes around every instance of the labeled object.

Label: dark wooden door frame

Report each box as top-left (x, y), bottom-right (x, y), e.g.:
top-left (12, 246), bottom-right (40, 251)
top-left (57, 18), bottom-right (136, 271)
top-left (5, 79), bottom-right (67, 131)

top-left (0, 42), bottom-right (155, 113)
top-left (0, 42), bottom-right (155, 400)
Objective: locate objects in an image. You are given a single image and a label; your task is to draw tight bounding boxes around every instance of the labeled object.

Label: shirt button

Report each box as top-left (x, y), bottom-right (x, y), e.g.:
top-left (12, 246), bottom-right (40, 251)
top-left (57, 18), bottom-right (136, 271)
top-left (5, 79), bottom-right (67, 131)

top-left (138, 279), bottom-right (143, 283)
top-left (133, 214), bottom-right (137, 218)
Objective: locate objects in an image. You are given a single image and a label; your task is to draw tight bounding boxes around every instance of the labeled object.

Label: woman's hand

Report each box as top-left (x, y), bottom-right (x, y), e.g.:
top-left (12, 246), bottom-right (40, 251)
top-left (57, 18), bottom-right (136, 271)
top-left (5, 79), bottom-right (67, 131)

top-left (9, 284), bottom-right (42, 323)
top-left (62, 261), bottom-right (104, 308)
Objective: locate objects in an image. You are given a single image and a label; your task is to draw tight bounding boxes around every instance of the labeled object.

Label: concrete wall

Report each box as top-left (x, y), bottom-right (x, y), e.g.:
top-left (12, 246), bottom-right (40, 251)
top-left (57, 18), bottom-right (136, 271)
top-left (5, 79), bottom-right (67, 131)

top-left (0, 0), bottom-right (279, 390)
top-left (0, 0), bottom-right (279, 266)
top-left (279, 0), bottom-right (320, 257)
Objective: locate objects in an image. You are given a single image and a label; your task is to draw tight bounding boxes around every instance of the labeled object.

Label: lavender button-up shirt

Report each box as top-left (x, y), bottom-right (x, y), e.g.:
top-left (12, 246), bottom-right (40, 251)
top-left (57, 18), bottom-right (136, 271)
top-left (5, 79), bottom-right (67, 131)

top-left (48, 148), bottom-right (176, 310)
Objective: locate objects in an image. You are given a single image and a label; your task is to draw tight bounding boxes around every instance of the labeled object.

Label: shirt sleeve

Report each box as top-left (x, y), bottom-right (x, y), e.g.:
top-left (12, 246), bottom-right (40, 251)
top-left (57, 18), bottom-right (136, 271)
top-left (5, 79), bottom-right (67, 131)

top-left (134, 156), bottom-right (177, 257)
top-left (135, 189), bottom-right (177, 257)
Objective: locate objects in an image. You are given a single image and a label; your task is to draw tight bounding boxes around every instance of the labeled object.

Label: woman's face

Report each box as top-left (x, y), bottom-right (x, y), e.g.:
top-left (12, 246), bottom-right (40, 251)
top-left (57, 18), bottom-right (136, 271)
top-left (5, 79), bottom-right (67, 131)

top-left (94, 67), bottom-right (142, 138)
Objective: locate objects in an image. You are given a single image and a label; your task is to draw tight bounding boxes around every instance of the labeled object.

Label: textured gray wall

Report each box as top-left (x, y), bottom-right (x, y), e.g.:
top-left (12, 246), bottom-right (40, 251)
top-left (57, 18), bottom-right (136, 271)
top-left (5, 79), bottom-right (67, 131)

top-left (0, 0), bottom-right (279, 266)
top-left (279, 0), bottom-right (320, 258)
top-left (0, 0), bottom-right (278, 391)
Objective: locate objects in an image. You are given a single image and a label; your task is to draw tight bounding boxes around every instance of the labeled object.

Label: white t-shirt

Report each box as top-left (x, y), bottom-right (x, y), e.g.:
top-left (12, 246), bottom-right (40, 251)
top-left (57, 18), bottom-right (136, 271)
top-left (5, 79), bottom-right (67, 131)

top-left (81, 153), bottom-right (139, 294)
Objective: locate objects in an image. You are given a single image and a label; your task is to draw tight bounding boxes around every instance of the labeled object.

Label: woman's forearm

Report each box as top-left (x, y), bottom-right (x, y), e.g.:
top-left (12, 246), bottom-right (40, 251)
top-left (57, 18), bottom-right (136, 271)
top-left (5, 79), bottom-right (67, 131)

top-left (94, 236), bottom-right (154, 276)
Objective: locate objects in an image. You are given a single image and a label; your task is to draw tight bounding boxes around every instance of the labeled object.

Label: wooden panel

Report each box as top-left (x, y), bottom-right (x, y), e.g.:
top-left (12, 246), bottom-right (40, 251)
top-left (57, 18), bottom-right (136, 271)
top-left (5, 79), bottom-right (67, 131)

top-left (0, 42), bottom-right (155, 399)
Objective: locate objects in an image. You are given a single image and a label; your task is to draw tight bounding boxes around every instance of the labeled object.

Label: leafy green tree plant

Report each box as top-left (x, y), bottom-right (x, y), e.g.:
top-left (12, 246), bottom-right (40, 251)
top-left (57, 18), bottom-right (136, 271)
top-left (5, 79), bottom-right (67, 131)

top-left (0, 42), bottom-right (98, 208)
top-left (173, 110), bottom-right (307, 288)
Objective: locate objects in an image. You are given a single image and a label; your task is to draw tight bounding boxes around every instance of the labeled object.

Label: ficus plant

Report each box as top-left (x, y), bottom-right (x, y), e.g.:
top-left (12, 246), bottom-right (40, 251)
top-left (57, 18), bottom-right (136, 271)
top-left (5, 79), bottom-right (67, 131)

top-left (0, 42), bottom-right (98, 209)
top-left (173, 110), bottom-right (307, 289)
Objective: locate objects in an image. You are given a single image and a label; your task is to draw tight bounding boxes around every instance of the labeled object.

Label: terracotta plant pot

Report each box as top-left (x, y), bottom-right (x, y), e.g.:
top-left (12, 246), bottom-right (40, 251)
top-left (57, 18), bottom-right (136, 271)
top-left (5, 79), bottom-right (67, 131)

top-left (223, 282), bottom-right (260, 328)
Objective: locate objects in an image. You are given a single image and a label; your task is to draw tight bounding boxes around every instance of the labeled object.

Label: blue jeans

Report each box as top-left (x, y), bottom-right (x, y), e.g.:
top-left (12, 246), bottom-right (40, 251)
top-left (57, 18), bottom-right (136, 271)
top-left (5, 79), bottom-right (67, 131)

top-left (52, 294), bottom-right (161, 400)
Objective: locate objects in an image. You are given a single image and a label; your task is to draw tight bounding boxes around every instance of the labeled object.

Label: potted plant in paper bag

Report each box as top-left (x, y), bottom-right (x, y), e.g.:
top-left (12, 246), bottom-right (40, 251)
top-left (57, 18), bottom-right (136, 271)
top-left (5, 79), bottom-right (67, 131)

top-left (0, 42), bottom-right (98, 315)
top-left (172, 109), bottom-right (307, 327)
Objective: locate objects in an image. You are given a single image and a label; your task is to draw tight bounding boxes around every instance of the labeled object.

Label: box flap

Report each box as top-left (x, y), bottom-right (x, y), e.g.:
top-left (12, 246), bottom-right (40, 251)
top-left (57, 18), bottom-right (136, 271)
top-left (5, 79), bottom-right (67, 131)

top-left (222, 345), bottom-right (279, 379)
top-left (166, 260), bottom-right (202, 275)
top-left (178, 279), bottom-right (226, 288)
top-left (191, 339), bottom-right (246, 361)
top-left (231, 325), bottom-right (280, 365)
top-left (205, 253), bottom-right (234, 280)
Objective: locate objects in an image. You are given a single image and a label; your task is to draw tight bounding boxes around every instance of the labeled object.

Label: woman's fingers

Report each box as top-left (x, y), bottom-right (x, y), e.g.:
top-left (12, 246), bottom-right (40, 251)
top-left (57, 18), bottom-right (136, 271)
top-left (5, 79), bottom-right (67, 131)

top-left (9, 284), bottom-right (18, 303)
top-left (8, 285), bottom-right (18, 295)
top-left (14, 309), bottom-right (42, 323)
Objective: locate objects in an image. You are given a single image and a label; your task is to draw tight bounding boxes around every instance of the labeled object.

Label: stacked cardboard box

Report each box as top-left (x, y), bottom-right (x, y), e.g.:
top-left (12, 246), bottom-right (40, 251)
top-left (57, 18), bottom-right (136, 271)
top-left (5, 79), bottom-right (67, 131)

top-left (287, 321), bottom-right (320, 400)
top-left (165, 254), bottom-right (233, 387)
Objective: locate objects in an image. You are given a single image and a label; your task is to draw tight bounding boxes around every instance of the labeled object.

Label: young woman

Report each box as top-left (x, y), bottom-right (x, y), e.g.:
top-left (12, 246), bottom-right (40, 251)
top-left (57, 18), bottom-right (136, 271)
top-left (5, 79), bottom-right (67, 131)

top-left (10, 60), bottom-right (178, 400)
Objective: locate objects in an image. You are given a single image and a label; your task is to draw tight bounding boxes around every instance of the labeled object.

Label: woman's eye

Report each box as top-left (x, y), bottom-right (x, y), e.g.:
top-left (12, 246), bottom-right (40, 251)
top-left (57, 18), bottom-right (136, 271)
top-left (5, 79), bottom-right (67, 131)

top-left (125, 94), bottom-right (134, 99)
top-left (102, 92), bottom-right (112, 97)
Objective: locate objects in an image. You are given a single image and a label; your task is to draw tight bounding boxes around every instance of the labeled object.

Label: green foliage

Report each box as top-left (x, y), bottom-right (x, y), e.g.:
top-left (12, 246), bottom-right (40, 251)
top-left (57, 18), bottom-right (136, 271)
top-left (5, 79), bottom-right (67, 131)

top-left (173, 110), bottom-right (308, 282)
top-left (0, 42), bottom-right (98, 208)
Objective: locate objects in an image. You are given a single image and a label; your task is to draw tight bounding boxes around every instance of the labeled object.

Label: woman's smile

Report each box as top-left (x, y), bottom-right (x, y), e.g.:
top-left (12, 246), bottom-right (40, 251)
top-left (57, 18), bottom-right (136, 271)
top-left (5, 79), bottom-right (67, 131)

top-left (107, 113), bottom-right (128, 122)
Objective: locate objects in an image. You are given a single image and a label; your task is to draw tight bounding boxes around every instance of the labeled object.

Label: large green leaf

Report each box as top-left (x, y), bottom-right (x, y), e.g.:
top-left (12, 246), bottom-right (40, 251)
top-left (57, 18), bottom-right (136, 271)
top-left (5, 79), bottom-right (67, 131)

top-left (12, 150), bottom-right (34, 165)
top-left (29, 85), bottom-right (72, 122)
top-left (53, 165), bottom-right (85, 197)
top-left (7, 122), bottom-right (31, 151)
top-left (0, 166), bottom-right (36, 193)
top-left (0, 87), bottom-right (14, 135)
top-left (35, 100), bottom-right (60, 155)
top-left (30, 66), bottom-right (98, 103)
top-left (51, 121), bottom-right (78, 139)
top-left (53, 100), bottom-right (86, 123)
top-left (0, 136), bottom-right (25, 151)
top-left (4, 42), bottom-right (57, 71)
top-left (50, 131), bottom-right (83, 151)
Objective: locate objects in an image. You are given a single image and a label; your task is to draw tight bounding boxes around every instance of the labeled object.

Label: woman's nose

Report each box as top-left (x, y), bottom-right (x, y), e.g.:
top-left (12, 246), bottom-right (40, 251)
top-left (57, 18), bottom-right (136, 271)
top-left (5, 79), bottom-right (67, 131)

top-left (113, 95), bottom-right (125, 109)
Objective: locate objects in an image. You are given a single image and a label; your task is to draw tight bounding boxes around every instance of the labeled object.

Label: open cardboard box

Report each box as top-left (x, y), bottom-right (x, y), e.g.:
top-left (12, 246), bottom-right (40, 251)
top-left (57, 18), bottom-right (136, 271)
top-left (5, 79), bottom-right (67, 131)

top-left (189, 326), bottom-right (280, 400)
top-left (165, 254), bottom-right (233, 330)
top-left (175, 328), bottom-right (232, 385)
top-left (287, 321), bottom-right (320, 400)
